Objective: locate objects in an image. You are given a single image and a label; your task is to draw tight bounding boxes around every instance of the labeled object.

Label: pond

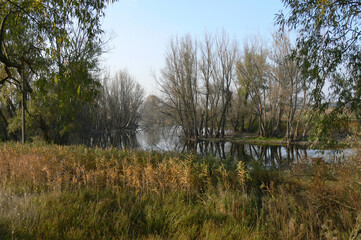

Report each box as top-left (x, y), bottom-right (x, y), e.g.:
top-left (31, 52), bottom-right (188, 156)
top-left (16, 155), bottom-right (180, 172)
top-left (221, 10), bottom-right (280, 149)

top-left (82, 127), bottom-right (352, 168)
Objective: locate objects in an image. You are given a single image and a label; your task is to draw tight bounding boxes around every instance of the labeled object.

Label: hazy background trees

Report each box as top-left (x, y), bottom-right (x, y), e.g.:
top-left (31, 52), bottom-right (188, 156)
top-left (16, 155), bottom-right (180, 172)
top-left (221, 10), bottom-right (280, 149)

top-left (141, 95), bottom-right (165, 129)
top-left (93, 70), bottom-right (145, 136)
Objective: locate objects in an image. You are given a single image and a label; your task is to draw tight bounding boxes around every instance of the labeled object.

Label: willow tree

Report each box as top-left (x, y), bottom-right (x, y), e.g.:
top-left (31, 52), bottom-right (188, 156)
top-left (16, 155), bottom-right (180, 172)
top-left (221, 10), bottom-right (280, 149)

top-left (158, 35), bottom-right (199, 139)
top-left (270, 32), bottom-right (308, 142)
top-left (237, 38), bottom-right (272, 137)
top-left (277, 0), bottom-right (361, 141)
top-left (0, 0), bottom-right (117, 143)
top-left (96, 70), bottom-right (145, 133)
top-left (198, 33), bottom-right (215, 137)
top-left (213, 33), bottom-right (238, 138)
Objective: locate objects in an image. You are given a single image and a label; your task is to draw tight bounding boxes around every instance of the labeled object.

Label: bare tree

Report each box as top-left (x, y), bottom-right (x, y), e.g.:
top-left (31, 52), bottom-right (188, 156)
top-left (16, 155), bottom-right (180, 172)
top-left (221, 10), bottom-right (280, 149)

top-left (155, 32), bottom-right (310, 142)
top-left (157, 32), bottom-right (241, 139)
top-left (271, 31), bottom-right (308, 141)
top-left (93, 70), bottom-right (145, 136)
top-left (237, 37), bottom-right (272, 137)
top-left (213, 32), bottom-right (238, 137)
top-left (198, 33), bottom-right (215, 137)
top-left (158, 35), bottom-right (199, 139)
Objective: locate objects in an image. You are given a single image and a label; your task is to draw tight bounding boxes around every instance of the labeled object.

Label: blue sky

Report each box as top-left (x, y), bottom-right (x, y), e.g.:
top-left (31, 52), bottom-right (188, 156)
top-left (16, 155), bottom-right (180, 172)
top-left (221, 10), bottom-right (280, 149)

top-left (101, 0), bottom-right (285, 93)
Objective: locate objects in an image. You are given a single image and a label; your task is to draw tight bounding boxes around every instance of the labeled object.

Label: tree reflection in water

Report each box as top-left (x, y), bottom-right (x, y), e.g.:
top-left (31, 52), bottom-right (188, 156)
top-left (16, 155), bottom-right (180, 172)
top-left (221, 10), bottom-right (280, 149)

top-left (180, 140), bottom-right (309, 168)
top-left (83, 131), bottom-right (139, 149)
top-left (82, 127), bottom-right (348, 168)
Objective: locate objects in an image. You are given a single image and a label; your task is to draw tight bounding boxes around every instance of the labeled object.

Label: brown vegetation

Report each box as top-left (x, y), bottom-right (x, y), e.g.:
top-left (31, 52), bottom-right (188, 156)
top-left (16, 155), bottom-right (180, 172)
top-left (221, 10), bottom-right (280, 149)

top-left (0, 143), bottom-right (360, 239)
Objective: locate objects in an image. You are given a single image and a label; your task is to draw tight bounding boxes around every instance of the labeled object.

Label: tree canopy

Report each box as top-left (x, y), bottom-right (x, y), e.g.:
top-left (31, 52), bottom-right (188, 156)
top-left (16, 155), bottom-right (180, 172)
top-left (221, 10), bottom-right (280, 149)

top-left (276, 0), bottom-right (361, 142)
top-left (0, 0), bottom-right (117, 143)
top-left (277, 0), bottom-right (361, 109)
top-left (0, 0), bottom-right (116, 78)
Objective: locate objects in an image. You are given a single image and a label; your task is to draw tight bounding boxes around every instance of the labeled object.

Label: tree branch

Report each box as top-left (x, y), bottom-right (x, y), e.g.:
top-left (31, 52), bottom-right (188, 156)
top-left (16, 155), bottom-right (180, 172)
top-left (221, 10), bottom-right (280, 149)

top-left (0, 11), bottom-right (22, 69)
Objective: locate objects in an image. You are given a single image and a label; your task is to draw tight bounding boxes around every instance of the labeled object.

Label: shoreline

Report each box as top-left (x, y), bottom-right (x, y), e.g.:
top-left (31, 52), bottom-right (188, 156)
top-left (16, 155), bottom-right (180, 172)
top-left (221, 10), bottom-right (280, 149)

top-left (194, 133), bottom-right (349, 149)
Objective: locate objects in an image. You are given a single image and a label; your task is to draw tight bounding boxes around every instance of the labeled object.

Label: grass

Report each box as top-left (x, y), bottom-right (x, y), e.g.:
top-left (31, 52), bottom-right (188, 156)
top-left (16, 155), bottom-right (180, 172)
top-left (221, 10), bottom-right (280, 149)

top-left (0, 142), bottom-right (360, 239)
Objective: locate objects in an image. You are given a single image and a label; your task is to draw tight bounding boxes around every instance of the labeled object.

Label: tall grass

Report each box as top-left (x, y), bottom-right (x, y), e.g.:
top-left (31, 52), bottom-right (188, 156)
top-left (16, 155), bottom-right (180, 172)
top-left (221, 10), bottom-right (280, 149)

top-left (0, 142), bottom-right (360, 239)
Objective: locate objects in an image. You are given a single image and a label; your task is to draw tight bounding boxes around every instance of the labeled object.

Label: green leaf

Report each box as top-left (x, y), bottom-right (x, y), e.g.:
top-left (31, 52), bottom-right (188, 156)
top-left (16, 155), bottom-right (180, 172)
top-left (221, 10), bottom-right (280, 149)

top-left (54, 75), bottom-right (58, 84)
top-left (77, 85), bottom-right (81, 95)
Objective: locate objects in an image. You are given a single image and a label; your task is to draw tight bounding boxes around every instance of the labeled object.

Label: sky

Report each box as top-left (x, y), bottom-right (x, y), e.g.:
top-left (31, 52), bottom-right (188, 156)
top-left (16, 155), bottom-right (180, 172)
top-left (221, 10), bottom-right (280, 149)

top-left (101, 0), bottom-right (285, 94)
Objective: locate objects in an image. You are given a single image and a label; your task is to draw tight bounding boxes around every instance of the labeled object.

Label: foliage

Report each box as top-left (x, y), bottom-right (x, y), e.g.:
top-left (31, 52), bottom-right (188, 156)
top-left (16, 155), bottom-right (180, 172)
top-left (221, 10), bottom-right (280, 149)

top-left (0, 0), bottom-right (115, 62)
top-left (277, 0), bottom-right (361, 117)
top-left (0, 0), bottom-right (117, 143)
top-left (306, 109), bottom-right (351, 148)
top-left (27, 27), bottom-right (103, 144)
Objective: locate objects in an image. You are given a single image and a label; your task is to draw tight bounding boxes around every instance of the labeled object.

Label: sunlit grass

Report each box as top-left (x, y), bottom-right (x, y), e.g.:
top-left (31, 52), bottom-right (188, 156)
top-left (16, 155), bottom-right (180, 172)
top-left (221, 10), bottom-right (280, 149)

top-left (0, 142), bottom-right (360, 239)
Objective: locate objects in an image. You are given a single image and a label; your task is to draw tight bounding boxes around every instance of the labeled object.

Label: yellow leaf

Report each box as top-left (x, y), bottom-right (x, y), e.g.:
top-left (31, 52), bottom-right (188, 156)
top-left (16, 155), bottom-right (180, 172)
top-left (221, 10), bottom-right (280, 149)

top-left (54, 75), bottom-right (58, 84)
top-left (77, 85), bottom-right (81, 95)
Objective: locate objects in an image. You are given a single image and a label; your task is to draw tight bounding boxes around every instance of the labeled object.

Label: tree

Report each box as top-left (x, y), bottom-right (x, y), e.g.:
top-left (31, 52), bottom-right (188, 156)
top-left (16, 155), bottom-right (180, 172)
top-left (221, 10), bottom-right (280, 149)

top-left (270, 31), bottom-right (308, 141)
top-left (26, 25), bottom-right (104, 144)
top-left (142, 95), bottom-right (164, 129)
top-left (237, 38), bottom-right (273, 137)
top-left (0, 0), bottom-right (117, 143)
top-left (277, 0), bottom-right (361, 117)
top-left (158, 35), bottom-right (199, 139)
top-left (0, 0), bottom-right (115, 69)
top-left (93, 70), bottom-right (145, 136)
top-left (158, 33), bottom-right (238, 140)
top-left (213, 32), bottom-right (238, 138)
top-left (198, 33), bottom-right (215, 137)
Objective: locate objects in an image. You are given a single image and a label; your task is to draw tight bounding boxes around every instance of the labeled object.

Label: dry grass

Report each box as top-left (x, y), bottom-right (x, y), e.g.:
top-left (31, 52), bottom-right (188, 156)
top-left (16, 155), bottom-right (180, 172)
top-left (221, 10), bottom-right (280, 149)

top-left (0, 143), bottom-right (246, 193)
top-left (0, 142), bottom-right (360, 239)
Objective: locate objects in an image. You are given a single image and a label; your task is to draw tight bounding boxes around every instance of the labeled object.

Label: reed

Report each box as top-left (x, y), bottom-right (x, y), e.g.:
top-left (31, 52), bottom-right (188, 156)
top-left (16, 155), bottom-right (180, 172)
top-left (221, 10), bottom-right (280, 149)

top-left (0, 142), bottom-right (360, 239)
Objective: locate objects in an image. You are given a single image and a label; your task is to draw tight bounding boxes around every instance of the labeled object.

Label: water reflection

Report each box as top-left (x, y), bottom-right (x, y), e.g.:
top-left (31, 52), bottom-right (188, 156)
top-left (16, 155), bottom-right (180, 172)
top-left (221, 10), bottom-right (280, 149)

top-left (181, 141), bottom-right (309, 168)
top-left (83, 127), bottom-right (350, 167)
top-left (83, 131), bottom-right (140, 149)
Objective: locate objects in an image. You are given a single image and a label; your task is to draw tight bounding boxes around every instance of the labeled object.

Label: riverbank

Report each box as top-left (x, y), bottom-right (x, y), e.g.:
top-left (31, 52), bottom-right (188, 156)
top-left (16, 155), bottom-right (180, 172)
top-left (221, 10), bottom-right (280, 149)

top-left (0, 143), bottom-right (360, 239)
top-left (198, 132), bottom-right (349, 149)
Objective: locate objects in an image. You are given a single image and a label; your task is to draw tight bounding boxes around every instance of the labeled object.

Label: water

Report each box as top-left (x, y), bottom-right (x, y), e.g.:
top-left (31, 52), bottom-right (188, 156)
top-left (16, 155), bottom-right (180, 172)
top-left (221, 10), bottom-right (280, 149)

top-left (84, 127), bottom-right (352, 167)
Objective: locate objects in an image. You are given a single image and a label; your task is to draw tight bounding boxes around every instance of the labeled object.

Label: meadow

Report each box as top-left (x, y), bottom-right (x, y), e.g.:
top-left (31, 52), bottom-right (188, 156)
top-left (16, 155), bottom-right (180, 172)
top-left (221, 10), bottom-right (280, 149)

top-left (0, 143), bottom-right (360, 239)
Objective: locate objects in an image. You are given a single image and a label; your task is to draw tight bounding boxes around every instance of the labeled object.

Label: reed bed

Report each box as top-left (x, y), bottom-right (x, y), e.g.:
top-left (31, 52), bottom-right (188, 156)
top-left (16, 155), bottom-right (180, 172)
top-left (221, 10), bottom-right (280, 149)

top-left (0, 143), bottom-right (248, 193)
top-left (0, 143), bottom-right (360, 239)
